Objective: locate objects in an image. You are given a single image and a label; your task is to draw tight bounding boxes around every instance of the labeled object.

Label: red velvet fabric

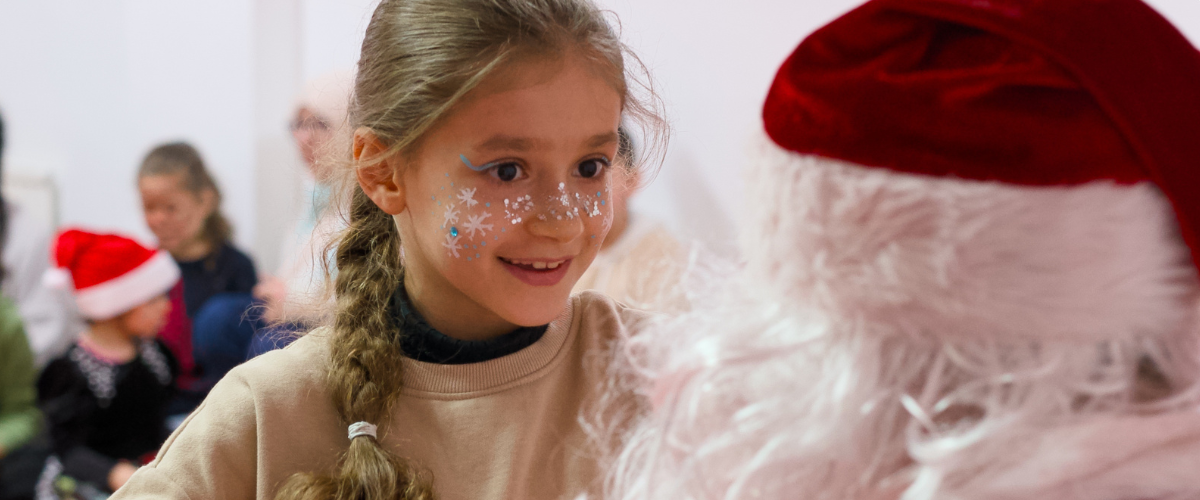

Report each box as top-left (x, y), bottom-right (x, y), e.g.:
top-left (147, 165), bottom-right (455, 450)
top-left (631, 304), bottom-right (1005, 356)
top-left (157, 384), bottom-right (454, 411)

top-left (764, 0), bottom-right (1200, 264)
top-left (159, 280), bottom-right (198, 390)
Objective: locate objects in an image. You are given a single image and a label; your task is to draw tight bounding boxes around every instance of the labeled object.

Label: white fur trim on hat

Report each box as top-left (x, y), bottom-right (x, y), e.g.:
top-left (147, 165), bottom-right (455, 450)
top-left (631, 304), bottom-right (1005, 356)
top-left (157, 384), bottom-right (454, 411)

top-left (74, 251), bottom-right (180, 320)
top-left (743, 131), bottom-right (1200, 343)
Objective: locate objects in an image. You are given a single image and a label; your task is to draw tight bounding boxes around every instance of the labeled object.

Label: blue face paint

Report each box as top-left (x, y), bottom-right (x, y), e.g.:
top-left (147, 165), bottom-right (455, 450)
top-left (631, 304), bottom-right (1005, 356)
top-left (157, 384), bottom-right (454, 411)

top-left (460, 154), bottom-right (500, 172)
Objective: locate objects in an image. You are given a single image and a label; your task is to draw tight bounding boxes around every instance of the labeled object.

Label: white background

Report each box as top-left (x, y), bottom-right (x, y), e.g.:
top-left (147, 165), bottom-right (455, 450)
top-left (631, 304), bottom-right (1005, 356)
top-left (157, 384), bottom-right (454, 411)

top-left (1, 0), bottom-right (1197, 267)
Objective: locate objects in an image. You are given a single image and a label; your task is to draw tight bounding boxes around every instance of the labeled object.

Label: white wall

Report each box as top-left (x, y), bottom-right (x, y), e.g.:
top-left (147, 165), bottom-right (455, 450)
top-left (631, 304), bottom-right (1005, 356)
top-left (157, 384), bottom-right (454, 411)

top-left (2, 0), bottom-right (1198, 262)
top-left (0, 1), bottom-right (254, 248)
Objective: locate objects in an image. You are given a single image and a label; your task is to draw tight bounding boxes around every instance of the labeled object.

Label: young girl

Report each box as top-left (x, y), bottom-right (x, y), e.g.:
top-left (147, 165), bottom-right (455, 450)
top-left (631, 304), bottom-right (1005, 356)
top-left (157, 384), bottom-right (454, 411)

top-left (38, 230), bottom-right (179, 497)
top-left (114, 0), bottom-right (661, 499)
top-left (137, 142), bottom-right (259, 410)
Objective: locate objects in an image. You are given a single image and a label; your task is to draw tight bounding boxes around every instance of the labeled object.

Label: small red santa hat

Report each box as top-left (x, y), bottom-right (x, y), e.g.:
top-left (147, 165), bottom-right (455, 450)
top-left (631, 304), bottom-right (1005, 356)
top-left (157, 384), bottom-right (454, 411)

top-left (47, 229), bottom-right (180, 320)
top-left (749, 0), bottom-right (1200, 342)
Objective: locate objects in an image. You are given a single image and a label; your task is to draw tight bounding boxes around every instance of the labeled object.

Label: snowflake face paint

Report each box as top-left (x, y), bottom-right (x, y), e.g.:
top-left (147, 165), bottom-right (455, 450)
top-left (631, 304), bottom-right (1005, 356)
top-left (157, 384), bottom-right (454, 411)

top-left (388, 53), bottom-right (622, 331)
top-left (437, 155), bottom-right (612, 262)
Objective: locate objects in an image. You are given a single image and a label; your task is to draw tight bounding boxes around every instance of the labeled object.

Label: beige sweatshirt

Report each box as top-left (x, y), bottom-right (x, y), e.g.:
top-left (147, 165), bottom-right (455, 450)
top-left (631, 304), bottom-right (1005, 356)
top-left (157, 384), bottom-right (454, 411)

top-left (112, 291), bottom-right (645, 500)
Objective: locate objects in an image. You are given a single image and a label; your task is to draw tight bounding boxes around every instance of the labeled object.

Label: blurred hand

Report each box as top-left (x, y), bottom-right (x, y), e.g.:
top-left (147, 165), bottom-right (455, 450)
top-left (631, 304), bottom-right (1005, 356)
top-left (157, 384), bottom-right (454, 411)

top-left (108, 461), bottom-right (139, 491)
top-left (253, 275), bottom-right (288, 323)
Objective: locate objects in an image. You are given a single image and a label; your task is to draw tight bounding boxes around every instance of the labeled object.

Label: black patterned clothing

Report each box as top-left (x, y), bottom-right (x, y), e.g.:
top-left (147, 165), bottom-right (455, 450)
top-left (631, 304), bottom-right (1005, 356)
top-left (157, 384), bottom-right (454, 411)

top-left (36, 339), bottom-right (177, 489)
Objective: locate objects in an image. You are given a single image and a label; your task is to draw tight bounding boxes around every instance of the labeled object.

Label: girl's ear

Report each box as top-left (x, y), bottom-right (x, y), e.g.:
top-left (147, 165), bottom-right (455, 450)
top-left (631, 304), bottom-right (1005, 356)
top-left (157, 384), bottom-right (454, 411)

top-left (354, 127), bottom-right (407, 215)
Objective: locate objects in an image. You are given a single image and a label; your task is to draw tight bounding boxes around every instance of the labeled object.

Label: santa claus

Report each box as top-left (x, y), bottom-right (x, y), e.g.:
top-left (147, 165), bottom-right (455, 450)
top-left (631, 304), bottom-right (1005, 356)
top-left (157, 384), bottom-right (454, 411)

top-left (600, 0), bottom-right (1200, 499)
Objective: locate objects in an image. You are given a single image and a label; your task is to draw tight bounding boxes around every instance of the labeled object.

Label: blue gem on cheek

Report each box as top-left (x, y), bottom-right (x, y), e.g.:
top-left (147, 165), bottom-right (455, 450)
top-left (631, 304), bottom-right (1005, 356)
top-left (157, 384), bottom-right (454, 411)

top-left (600, 200), bottom-right (606, 205)
top-left (596, 191), bottom-right (601, 197)
top-left (450, 227), bottom-right (459, 237)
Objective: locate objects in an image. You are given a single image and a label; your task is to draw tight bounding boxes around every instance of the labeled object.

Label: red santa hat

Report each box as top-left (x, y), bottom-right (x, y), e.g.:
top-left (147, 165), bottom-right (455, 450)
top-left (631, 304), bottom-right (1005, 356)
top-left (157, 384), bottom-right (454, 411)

top-left (47, 229), bottom-right (180, 320)
top-left (748, 0), bottom-right (1200, 342)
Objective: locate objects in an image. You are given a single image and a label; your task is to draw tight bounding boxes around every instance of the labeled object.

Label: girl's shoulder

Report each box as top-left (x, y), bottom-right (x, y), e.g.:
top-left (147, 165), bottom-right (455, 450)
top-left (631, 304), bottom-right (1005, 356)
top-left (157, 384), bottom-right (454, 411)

top-left (568, 290), bottom-right (655, 343)
top-left (230, 328), bottom-right (332, 393)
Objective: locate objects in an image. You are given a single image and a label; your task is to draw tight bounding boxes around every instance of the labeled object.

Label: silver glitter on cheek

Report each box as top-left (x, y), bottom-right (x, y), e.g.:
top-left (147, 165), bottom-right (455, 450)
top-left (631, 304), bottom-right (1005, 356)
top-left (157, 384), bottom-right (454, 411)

top-left (503, 195), bottom-right (534, 224)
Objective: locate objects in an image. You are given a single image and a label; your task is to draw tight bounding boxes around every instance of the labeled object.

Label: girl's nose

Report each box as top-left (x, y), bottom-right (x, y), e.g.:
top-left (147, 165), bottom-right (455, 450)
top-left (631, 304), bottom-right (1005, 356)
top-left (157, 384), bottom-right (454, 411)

top-left (526, 211), bottom-right (584, 242)
top-left (524, 195), bottom-right (585, 243)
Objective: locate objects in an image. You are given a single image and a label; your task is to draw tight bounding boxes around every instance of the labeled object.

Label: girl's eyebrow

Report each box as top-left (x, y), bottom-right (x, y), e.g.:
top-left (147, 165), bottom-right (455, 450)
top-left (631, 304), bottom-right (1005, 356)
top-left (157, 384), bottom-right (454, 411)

top-left (478, 135), bottom-right (537, 152)
top-left (587, 132), bottom-right (620, 148)
top-left (475, 131), bottom-right (619, 153)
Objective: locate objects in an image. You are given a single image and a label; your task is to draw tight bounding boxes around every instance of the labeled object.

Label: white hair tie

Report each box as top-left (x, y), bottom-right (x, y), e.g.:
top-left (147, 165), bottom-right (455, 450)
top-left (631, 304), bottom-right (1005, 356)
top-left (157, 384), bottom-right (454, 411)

top-left (348, 421), bottom-right (378, 440)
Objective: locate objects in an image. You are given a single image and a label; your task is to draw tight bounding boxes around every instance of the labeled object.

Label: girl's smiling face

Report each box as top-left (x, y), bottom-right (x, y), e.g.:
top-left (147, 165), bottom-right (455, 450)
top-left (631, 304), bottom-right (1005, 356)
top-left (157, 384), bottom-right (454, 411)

top-left (362, 51), bottom-right (623, 339)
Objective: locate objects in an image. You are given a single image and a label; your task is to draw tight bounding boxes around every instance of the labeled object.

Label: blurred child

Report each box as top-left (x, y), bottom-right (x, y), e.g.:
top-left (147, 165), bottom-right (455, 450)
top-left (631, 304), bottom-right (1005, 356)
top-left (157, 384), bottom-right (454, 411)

top-left (137, 142), bottom-right (257, 410)
top-left (37, 230), bottom-right (178, 497)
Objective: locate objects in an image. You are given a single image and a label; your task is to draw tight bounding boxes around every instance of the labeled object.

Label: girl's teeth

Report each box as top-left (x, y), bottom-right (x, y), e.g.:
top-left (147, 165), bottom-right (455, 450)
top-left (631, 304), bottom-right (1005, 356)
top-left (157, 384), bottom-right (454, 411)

top-left (503, 258), bottom-right (564, 269)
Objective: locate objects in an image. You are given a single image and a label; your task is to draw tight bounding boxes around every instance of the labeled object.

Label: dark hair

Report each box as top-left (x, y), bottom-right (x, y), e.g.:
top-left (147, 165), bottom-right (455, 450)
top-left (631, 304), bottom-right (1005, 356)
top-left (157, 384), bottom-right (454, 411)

top-left (0, 110), bottom-right (8, 285)
top-left (137, 142), bottom-right (232, 247)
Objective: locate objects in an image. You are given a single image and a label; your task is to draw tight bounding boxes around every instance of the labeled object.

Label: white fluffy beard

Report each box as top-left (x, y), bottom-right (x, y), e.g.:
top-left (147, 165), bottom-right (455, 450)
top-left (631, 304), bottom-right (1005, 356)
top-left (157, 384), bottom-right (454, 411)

top-left (594, 134), bottom-right (1200, 500)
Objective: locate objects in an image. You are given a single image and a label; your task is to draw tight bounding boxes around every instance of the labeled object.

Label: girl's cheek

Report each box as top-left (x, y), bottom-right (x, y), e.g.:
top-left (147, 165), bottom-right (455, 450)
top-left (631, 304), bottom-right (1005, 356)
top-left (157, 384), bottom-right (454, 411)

top-left (428, 175), bottom-right (507, 263)
top-left (426, 175), bottom-right (613, 262)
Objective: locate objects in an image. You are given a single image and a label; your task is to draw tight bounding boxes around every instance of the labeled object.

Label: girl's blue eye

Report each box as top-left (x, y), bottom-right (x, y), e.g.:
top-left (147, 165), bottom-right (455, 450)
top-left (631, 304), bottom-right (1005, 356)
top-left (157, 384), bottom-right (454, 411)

top-left (490, 162), bottom-right (523, 182)
top-left (577, 158), bottom-right (608, 179)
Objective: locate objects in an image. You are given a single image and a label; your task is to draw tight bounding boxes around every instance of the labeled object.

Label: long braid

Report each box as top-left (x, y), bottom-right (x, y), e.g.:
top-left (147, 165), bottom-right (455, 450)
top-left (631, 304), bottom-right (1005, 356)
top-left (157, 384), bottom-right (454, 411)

top-left (275, 188), bottom-right (434, 499)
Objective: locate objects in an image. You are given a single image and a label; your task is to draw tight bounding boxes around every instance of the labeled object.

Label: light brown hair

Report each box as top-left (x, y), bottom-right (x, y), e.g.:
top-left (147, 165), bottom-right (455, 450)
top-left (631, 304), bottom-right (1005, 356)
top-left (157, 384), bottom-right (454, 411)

top-left (275, 1), bottom-right (663, 499)
top-left (137, 141), bottom-right (232, 248)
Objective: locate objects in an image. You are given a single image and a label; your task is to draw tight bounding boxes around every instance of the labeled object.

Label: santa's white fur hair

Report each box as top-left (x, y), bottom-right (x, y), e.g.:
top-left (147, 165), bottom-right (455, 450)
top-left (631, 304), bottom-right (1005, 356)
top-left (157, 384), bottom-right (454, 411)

top-left (591, 0), bottom-right (1200, 498)
top-left (593, 138), bottom-right (1200, 500)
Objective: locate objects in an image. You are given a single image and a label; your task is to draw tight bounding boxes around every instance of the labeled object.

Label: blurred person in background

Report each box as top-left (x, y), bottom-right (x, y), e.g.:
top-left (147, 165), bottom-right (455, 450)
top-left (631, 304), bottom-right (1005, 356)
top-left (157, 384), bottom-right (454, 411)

top-left (136, 142), bottom-right (257, 414)
top-left (0, 110), bottom-right (84, 369)
top-left (248, 71), bottom-right (353, 356)
top-left (572, 127), bottom-right (685, 312)
top-left (0, 297), bottom-right (39, 500)
top-left (0, 114), bottom-right (43, 498)
top-left (37, 230), bottom-right (178, 498)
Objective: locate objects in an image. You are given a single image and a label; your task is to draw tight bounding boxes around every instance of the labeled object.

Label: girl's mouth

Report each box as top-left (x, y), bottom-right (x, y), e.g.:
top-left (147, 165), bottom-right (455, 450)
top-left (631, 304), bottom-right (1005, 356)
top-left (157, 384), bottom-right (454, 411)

top-left (499, 257), bottom-right (572, 286)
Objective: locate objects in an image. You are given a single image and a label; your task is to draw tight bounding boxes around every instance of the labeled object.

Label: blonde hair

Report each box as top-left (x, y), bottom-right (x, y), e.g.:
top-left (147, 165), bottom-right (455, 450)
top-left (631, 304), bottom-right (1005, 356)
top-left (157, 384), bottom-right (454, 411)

top-left (275, 1), bottom-right (663, 499)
